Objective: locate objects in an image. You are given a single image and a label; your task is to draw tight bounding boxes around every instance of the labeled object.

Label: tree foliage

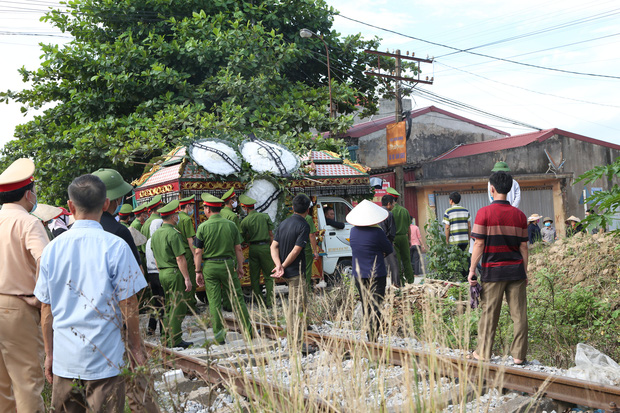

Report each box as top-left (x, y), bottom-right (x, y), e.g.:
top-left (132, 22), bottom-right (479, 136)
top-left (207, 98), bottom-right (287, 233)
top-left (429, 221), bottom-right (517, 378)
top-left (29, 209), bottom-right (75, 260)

top-left (574, 156), bottom-right (620, 233)
top-left (1, 0), bottom-right (414, 204)
top-left (424, 218), bottom-right (469, 282)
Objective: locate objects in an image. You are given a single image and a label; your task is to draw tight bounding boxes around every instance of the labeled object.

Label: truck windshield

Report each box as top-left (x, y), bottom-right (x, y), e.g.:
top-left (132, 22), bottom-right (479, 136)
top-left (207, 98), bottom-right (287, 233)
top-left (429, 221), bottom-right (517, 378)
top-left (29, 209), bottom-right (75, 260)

top-left (323, 202), bottom-right (351, 223)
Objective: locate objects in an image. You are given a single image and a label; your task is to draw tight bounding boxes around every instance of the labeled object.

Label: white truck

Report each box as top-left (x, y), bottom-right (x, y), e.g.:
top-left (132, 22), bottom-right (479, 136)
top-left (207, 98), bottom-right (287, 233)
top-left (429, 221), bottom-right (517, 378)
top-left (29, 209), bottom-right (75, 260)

top-left (315, 196), bottom-right (355, 282)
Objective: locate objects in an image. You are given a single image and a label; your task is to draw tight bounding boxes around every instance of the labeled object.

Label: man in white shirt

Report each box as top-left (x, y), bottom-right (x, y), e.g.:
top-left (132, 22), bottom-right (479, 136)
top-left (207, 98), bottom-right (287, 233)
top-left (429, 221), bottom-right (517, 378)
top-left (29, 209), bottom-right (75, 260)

top-left (35, 174), bottom-right (147, 411)
top-left (487, 161), bottom-right (521, 208)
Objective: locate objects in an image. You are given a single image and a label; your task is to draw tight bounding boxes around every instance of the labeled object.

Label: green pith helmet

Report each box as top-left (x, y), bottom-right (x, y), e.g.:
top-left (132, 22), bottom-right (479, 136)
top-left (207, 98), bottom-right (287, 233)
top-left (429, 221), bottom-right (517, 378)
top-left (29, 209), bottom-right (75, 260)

top-left (201, 193), bottom-right (224, 206)
top-left (386, 187), bottom-right (400, 197)
top-left (132, 204), bottom-right (148, 214)
top-left (118, 204), bottom-right (133, 216)
top-left (239, 194), bottom-right (257, 207)
top-left (157, 200), bottom-right (180, 217)
top-left (179, 195), bottom-right (195, 206)
top-left (146, 195), bottom-right (162, 210)
top-left (91, 168), bottom-right (133, 200)
top-left (491, 161), bottom-right (511, 172)
top-left (222, 187), bottom-right (235, 201)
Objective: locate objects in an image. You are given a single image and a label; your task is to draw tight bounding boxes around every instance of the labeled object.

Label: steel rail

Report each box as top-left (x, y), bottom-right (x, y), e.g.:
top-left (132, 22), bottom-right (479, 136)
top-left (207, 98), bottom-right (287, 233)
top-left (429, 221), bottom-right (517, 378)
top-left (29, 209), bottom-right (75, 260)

top-left (144, 342), bottom-right (341, 412)
top-left (223, 317), bottom-right (620, 411)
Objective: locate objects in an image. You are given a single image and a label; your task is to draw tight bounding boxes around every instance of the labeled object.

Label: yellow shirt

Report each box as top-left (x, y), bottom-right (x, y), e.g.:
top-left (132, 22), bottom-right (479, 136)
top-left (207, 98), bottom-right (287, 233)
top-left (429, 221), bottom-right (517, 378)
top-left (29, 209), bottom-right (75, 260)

top-left (0, 203), bottom-right (49, 295)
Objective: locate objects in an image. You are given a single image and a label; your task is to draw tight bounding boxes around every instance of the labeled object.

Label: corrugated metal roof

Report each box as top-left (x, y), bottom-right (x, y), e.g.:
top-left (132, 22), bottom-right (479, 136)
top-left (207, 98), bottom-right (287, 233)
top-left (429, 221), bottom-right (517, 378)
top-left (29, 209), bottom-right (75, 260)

top-left (343, 106), bottom-right (509, 138)
top-left (433, 128), bottom-right (620, 161)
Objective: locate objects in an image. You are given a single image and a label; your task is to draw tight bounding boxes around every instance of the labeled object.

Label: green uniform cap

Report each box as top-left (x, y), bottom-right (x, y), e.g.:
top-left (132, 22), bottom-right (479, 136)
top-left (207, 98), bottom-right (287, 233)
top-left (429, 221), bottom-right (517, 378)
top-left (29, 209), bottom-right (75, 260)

top-left (118, 204), bottom-right (133, 215)
top-left (157, 199), bottom-right (180, 217)
top-left (91, 168), bottom-right (133, 200)
top-left (491, 161), bottom-right (511, 172)
top-left (146, 194), bottom-right (163, 209)
top-left (132, 204), bottom-right (147, 214)
top-left (179, 194), bottom-right (195, 206)
top-left (222, 187), bottom-right (235, 201)
top-left (239, 194), bottom-right (256, 206)
top-left (201, 193), bottom-right (224, 206)
top-left (386, 187), bottom-right (400, 197)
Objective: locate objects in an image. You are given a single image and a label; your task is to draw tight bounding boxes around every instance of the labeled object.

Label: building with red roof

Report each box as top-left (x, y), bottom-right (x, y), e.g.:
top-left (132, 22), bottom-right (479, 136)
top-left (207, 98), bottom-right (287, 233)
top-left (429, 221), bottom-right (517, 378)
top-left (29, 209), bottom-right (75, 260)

top-left (408, 128), bottom-right (620, 236)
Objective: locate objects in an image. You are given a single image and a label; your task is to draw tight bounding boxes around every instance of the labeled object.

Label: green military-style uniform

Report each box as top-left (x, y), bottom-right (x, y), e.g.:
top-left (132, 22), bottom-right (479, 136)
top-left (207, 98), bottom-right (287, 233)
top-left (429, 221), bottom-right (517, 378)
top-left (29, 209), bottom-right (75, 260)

top-left (118, 204), bottom-right (133, 228)
top-left (196, 193), bottom-right (251, 344)
top-left (140, 195), bottom-right (163, 241)
top-left (130, 217), bottom-right (142, 231)
top-left (150, 200), bottom-right (190, 347)
top-left (239, 194), bottom-right (274, 307)
top-left (220, 188), bottom-right (240, 227)
top-left (177, 195), bottom-right (197, 311)
top-left (130, 204), bottom-right (147, 232)
top-left (388, 188), bottom-right (414, 284)
top-left (220, 206), bottom-right (240, 228)
top-left (304, 213), bottom-right (317, 289)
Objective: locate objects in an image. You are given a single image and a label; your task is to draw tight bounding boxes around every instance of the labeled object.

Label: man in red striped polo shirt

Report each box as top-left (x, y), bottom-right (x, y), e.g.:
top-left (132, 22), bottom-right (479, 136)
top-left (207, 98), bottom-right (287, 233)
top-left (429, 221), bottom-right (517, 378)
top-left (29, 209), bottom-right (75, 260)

top-left (469, 171), bottom-right (529, 365)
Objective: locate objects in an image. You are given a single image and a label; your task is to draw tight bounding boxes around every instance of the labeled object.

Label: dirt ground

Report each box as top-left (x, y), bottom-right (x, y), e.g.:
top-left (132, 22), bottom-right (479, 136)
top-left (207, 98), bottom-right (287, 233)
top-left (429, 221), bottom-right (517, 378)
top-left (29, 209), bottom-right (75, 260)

top-left (528, 231), bottom-right (620, 311)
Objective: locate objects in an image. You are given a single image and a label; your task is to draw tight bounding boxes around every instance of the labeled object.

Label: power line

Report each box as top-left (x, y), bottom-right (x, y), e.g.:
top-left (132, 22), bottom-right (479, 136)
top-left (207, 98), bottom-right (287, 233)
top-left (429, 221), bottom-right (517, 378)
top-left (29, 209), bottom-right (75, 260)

top-left (434, 31), bottom-right (620, 76)
top-left (336, 14), bottom-right (620, 80)
top-left (435, 8), bottom-right (620, 58)
top-left (435, 61), bottom-right (620, 108)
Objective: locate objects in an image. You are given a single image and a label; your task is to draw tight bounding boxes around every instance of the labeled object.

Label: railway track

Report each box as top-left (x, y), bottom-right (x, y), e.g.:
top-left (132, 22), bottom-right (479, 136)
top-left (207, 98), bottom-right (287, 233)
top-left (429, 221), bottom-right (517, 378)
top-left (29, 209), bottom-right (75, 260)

top-left (144, 341), bottom-right (340, 412)
top-left (220, 316), bottom-right (620, 412)
top-left (143, 314), bottom-right (619, 412)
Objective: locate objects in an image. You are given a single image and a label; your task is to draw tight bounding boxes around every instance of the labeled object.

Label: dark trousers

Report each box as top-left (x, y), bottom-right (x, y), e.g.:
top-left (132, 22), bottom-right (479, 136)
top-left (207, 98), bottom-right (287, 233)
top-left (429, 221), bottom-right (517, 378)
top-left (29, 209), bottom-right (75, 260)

top-left (354, 276), bottom-right (387, 341)
top-left (147, 272), bottom-right (164, 334)
top-left (458, 243), bottom-right (470, 281)
top-left (410, 245), bottom-right (422, 275)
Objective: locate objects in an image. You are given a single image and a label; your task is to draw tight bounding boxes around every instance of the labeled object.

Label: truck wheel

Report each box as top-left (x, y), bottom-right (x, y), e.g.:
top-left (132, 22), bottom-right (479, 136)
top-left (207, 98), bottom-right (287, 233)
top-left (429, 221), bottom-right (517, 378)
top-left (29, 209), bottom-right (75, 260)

top-left (329, 259), bottom-right (353, 286)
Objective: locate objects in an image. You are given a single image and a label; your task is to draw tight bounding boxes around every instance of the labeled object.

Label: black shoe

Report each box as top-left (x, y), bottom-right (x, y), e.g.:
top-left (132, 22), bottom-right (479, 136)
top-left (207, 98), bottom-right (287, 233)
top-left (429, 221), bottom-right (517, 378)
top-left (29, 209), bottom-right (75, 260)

top-left (176, 340), bottom-right (194, 349)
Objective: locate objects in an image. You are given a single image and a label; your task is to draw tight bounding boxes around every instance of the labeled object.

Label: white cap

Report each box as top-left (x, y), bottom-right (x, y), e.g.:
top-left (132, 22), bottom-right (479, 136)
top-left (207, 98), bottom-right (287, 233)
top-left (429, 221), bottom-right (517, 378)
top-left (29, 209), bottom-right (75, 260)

top-left (346, 199), bottom-right (389, 227)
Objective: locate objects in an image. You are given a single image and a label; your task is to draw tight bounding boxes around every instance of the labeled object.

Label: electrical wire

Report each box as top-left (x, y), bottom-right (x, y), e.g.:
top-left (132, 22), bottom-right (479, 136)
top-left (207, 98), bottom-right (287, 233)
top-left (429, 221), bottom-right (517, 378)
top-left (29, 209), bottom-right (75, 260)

top-left (336, 14), bottom-right (620, 80)
top-left (435, 8), bottom-right (620, 58)
top-left (435, 61), bottom-right (620, 109)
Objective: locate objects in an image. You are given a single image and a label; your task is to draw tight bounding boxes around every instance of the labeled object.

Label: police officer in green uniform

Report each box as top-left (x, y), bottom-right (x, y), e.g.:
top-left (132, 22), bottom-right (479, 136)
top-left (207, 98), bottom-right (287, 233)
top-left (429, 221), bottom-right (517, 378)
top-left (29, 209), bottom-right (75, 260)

top-left (131, 204), bottom-right (148, 232)
top-left (220, 188), bottom-right (240, 227)
top-left (118, 204), bottom-right (133, 227)
top-left (304, 200), bottom-right (319, 290)
top-left (194, 194), bottom-right (252, 344)
top-left (150, 200), bottom-right (193, 348)
top-left (177, 195), bottom-right (198, 312)
top-left (140, 194), bottom-right (163, 240)
top-left (386, 187), bottom-right (414, 284)
top-left (239, 194), bottom-right (275, 307)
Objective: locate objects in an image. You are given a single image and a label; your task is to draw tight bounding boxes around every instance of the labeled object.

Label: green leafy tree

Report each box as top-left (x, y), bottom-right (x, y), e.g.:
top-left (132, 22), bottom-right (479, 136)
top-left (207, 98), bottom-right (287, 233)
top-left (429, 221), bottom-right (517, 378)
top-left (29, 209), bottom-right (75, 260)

top-left (574, 157), bottom-right (620, 233)
top-left (1, 0), bottom-right (415, 204)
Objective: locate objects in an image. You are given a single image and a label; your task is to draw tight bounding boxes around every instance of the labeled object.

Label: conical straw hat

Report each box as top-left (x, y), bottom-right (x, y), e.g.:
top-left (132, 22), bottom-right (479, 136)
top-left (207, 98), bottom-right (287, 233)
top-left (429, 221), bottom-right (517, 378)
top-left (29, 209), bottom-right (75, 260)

top-left (346, 199), bottom-right (388, 227)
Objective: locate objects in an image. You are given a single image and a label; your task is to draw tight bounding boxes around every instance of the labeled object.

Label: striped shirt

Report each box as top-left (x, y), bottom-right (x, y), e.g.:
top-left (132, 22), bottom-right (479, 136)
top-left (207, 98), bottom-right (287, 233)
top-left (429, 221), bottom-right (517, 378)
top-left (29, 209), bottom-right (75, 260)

top-left (471, 200), bottom-right (528, 283)
top-left (443, 205), bottom-right (470, 247)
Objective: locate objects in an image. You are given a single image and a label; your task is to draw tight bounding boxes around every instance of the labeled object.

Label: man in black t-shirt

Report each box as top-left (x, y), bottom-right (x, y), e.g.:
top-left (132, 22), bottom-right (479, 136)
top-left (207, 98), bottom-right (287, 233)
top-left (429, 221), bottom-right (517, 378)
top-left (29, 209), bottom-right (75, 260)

top-left (271, 194), bottom-right (311, 338)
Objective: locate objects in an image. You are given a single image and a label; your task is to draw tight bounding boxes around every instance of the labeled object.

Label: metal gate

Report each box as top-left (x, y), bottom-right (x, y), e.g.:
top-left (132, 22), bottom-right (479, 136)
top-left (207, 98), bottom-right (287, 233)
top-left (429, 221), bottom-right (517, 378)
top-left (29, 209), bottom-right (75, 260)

top-left (435, 187), bottom-right (555, 226)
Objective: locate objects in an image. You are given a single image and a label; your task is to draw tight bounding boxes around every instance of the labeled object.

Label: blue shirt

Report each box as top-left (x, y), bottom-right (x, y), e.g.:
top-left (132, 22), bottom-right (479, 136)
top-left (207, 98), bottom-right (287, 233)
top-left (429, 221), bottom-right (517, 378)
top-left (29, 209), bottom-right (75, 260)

top-left (350, 226), bottom-right (393, 279)
top-left (34, 220), bottom-right (146, 380)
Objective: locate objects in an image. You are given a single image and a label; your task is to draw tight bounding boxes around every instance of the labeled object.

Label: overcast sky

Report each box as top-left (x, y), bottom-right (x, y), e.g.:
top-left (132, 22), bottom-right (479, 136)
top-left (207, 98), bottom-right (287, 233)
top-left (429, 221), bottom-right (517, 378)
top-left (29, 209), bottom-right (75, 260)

top-left (1, 0), bottom-right (619, 150)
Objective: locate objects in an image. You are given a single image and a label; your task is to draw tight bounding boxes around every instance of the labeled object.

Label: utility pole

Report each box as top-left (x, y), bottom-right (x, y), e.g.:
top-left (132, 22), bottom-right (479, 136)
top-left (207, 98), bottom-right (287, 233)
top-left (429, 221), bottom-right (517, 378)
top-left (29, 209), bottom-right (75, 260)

top-left (364, 49), bottom-right (434, 206)
top-left (394, 49), bottom-right (405, 204)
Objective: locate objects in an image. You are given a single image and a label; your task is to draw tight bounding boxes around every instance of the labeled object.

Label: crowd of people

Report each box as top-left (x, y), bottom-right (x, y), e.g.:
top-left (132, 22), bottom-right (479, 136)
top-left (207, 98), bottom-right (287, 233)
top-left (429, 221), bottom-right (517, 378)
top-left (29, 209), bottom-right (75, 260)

top-left (0, 156), bottom-right (602, 411)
